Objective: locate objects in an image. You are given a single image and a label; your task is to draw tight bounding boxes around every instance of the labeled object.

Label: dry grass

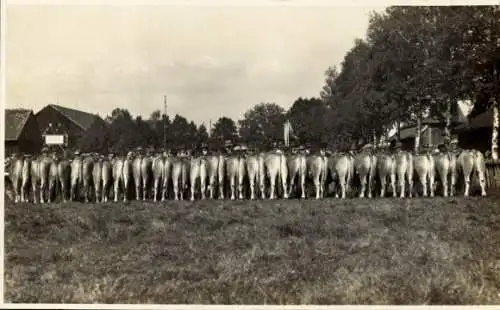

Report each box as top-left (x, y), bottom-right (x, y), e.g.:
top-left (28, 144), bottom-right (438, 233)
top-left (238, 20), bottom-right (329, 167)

top-left (5, 194), bottom-right (500, 304)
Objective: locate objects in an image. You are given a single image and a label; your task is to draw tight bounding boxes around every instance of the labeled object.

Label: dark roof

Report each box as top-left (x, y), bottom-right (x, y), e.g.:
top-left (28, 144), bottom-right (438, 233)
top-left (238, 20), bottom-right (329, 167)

top-left (5, 109), bottom-right (33, 141)
top-left (44, 104), bottom-right (102, 131)
top-left (455, 109), bottom-right (492, 132)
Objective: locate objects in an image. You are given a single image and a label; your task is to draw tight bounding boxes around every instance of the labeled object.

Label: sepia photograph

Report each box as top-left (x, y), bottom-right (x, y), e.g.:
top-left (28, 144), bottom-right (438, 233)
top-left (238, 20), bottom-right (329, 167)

top-left (3, 0), bottom-right (500, 305)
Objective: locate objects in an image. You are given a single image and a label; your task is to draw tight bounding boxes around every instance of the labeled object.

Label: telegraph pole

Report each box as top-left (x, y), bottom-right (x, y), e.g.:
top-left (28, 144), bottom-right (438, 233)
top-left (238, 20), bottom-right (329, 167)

top-left (163, 95), bottom-right (167, 149)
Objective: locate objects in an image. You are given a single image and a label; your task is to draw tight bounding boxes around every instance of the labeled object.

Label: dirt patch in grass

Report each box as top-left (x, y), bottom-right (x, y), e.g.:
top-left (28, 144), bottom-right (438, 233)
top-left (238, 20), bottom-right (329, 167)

top-left (5, 195), bottom-right (500, 304)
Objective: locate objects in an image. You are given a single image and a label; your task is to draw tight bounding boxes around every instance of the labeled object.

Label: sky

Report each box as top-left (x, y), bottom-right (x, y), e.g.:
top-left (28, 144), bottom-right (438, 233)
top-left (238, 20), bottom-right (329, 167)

top-left (6, 2), bottom-right (385, 127)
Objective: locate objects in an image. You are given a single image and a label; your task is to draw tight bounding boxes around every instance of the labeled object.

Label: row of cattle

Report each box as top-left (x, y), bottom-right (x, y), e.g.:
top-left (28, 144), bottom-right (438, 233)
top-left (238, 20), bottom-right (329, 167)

top-left (6, 146), bottom-right (488, 204)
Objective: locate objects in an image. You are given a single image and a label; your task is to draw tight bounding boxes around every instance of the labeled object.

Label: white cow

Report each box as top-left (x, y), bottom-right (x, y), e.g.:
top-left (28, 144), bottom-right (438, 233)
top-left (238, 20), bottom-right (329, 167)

top-left (458, 149), bottom-right (487, 197)
top-left (306, 150), bottom-right (327, 200)
top-left (413, 150), bottom-right (435, 197)
top-left (394, 149), bottom-right (414, 198)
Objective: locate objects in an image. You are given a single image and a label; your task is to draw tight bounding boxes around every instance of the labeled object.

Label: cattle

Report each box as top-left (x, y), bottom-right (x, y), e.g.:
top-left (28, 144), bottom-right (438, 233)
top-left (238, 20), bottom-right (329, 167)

top-left (30, 155), bottom-right (41, 204)
top-left (394, 149), bottom-right (414, 198)
top-left (260, 147), bottom-right (288, 200)
top-left (413, 149), bottom-right (436, 197)
top-left (21, 155), bottom-right (34, 203)
top-left (132, 151), bottom-right (143, 201)
top-left (458, 149), bottom-right (487, 197)
top-left (189, 152), bottom-right (204, 201)
top-left (376, 150), bottom-right (396, 198)
top-left (122, 152), bottom-right (134, 202)
top-left (225, 149), bottom-right (244, 201)
top-left (101, 155), bottom-right (114, 203)
top-left (39, 151), bottom-right (53, 204)
top-left (57, 152), bottom-right (72, 203)
top-left (9, 154), bottom-right (24, 203)
top-left (82, 155), bottom-right (94, 203)
top-left (141, 151), bottom-right (154, 201)
top-left (306, 150), bottom-right (327, 200)
top-left (353, 146), bottom-right (377, 198)
top-left (162, 151), bottom-right (172, 201)
top-left (49, 152), bottom-right (60, 203)
top-left (287, 147), bottom-right (307, 199)
top-left (246, 149), bottom-right (262, 200)
top-left (171, 150), bottom-right (189, 200)
top-left (93, 155), bottom-right (104, 202)
top-left (70, 152), bottom-right (83, 202)
top-left (433, 148), bottom-right (457, 197)
top-left (113, 156), bottom-right (124, 202)
top-left (328, 152), bottom-right (352, 199)
top-left (152, 153), bottom-right (164, 202)
top-left (196, 147), bottom-right (210, 200)
top-left (205, 151), bottom-right (222, 200)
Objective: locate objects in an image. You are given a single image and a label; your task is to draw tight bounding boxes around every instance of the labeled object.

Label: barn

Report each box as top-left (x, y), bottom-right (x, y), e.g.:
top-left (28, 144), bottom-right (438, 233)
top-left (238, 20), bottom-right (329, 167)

top-left (35, 104), bottom-right (106, 148)
top-left (4, 109), bottom-right (43, 156)
top-left (455, 109), bottom-right (497, 154)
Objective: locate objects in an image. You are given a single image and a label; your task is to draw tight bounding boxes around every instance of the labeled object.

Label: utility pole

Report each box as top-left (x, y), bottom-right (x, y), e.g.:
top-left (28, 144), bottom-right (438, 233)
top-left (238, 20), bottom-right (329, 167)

top-left (163, 95), bottom-right (167, 149)
top-left (209, 119), bottom-right (212, 137)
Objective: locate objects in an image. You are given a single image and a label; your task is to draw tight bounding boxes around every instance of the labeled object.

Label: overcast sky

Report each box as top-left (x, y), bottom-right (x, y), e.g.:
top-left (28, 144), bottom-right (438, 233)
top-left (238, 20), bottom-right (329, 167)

top-left (6, 3), bottom-right (385, 126)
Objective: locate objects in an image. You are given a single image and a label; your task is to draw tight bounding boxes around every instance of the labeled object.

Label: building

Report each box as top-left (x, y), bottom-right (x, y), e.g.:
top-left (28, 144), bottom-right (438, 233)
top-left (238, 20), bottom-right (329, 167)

top-left (5, 109), bottom-right (43, 156)
top-left (35, 104), bottom-right (106, 148)
top-left (455, 108), bottom-right (497, 154)
top-left (388, 118), bottom-right (465, 150)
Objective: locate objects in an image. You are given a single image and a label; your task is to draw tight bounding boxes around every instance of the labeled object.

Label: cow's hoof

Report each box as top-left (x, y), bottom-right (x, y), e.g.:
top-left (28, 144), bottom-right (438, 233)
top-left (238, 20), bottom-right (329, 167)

top-left (482, 192), bottom-right (487, 197)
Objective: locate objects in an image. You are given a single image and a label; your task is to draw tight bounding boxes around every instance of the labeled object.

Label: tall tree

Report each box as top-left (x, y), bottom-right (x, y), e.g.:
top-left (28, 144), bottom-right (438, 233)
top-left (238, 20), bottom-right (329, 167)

top-left (239, 102), bottom-right (286, 145)
top-left (211, 116), bottom-right (238, 143)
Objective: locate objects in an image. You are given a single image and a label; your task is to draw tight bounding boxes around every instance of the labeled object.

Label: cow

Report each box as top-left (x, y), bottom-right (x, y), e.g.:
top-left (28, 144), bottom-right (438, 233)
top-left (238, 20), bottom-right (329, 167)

top-left (57, 151), bottom-right (72, 203)
top-left (205, 149), bottom-right (223, 200)
top-left (433, 146), bottom-right (457, 197)
top-left (20, 155), bottom-right (33, 203)
top-left (152, 152), bottom-right (164, 202)
top-left (392, 144), bottom-right (414, 199)
top-left (353, 145), bottom-right (377, 198)
top-left (376, 148), bottom-right (396, 198)
top-left (171, 149), bottom-right (189, 200)
top-left (458, 149), bottom-right (487, 197)
top-left (306, 148), bottom-right (327, 200)
top-left (113, 155), bottom-right (124, 202)
top-left (225, 146), bottom-right (245, 200)
top-left (328, 152), bottom-right (352, 199)
top-left (9, 154), bottom-right (24, 203)
top-left (49, 152), bottom-right (60, 203)
top-left (101, 154), bottom-right (114, 203)
top-left (122, 151), bottom-right (134, 202)
top-left (93, 155), bottom-right (104, 202)
top-left (413, 147), bottom-right (436, 197)
top-left (162, 150), bottom-right (172, 201)
top-left (39, 150), bottom-right (53, 203)
top-left (189, 149), bottom-right (204, 201)
top-left (193, 146), bottom-right (209, 201)
top-left (132, 149), bottom-right (143, 201)
top-left (70, 151), bottom-right (83, 202)
top-left (287, 147), bottom-right (307, 199)
top-left (141, 150), bottom-right (154, 201)
top-left (258, 144), bottom-right (289, 200)
top-left (30, 155), bottom-right (41, 204)
top-left (82, 155), bottom-right (94, 203)
top-left (246, 147), bottom-right (263, 200)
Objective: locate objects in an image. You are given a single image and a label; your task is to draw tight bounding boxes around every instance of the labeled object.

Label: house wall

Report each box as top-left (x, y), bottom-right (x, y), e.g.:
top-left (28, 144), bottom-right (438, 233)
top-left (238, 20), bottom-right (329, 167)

top-left (35, 106), bottom-right (85, 148)
top-left (4, 114), bottom-right (43, 156)
top-left (458, 128), bottom-right (496, 154)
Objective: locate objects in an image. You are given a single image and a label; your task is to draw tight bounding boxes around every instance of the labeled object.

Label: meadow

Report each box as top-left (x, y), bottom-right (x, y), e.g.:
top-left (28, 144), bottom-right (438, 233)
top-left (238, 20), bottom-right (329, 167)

top-left (4, 195), bottom-right (500, 304)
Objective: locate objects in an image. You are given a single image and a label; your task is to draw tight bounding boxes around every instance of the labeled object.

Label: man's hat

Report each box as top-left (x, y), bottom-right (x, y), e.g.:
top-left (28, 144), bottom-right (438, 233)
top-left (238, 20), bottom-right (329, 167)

top-left (74, 149), bottom-right (81, 155)
top-left (450, 137), bottom-right (459, 144)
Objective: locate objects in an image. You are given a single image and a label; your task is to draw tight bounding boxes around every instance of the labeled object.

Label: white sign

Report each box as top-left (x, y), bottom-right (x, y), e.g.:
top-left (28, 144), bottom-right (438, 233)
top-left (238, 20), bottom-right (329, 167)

top-left (44, 134), bottom-right (66, 145)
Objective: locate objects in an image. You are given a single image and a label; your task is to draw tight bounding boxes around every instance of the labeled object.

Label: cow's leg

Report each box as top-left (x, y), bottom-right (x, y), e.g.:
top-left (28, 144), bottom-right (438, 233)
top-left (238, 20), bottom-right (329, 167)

top-left (259, 170), bottom-right (266, 200)
top-left (464, 172), bottom-right (471, 197)
top-left (390, 172), bottom-right (397, 198)
top-left (478, 169), bottom-right (487, 197)
top-left (161, 176), bottom-right (168, 201)
top-left (200, 169), bottom-right (207, 200)
top-left (368, 170), bottom-right (375, 199)
top-left (173, 177), bottom-right (179, 200)
top-left (142, 178), bottom-right (148, 201)
top-left (380, 174), bottom-right (386, 198)
top-left (49, 180), bottom-right (55, 203)
top-left (450, 169), bottom-right (457, 197)
top-left (135, 178), bottom-right (141, 201)
top-left (300, 171), bottom-right (306, 199)
top-left (269, 173), bottom-right (277, 200)
top-left (429, 170), bottom-right (435, 198)
top-left (238, 173), bottom-right (244, 200)
top-left (249, 174), bottom-right (256, 200)
top-left (359, 175), bottom-right (366, 198)
top-left (288, 173), bottom-right (295, 198)
top-left (114, 179), bottom-right (120, 203)
top-left (218, 174), bottom-right (225, 200)
top-left (340, 173), bottom-right (347, 199)
top-left (314, 175), bottom-right (320, 200)
top-left (281, 171), bottom-right (288, 200)
top-left (398, 172), bottom-right (406, 198)
top-left (420, 172), bottom-right (428, 197)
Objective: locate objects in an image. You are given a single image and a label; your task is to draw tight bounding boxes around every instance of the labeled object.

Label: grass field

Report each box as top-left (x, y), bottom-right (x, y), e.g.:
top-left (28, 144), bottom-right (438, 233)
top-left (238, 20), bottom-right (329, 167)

top-left (4, 194), bottom-right (500, 304)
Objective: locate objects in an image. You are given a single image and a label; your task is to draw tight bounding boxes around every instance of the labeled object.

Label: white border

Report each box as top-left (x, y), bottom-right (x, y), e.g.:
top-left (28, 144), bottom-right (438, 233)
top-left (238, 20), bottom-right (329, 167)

top-left (2, 0), bottom-right (500, 308)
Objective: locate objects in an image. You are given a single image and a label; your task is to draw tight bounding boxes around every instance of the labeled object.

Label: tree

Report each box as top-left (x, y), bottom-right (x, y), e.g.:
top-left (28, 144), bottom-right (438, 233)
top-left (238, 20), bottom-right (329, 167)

top-left (211, 116), bottom-right (238, 143)
top-left (197, 124), bottom-right (209, 145)
top-left (77, 119), bottom-right (110, 153)
top-left (320, 66), bottom-right (340, 103)
top-left (287, 97), bottom-right (328, 145)
top-left (169, 114), bottom-right (192, 148)
top-left (238, 102), bottom-right (286, 145)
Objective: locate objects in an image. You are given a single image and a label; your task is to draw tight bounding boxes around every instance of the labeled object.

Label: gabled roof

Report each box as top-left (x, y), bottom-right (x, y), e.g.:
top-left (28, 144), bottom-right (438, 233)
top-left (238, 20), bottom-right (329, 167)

top-left (42, 104), bottom-right (102, 131)
top-left (5, 109), bottom-right (33, 141)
